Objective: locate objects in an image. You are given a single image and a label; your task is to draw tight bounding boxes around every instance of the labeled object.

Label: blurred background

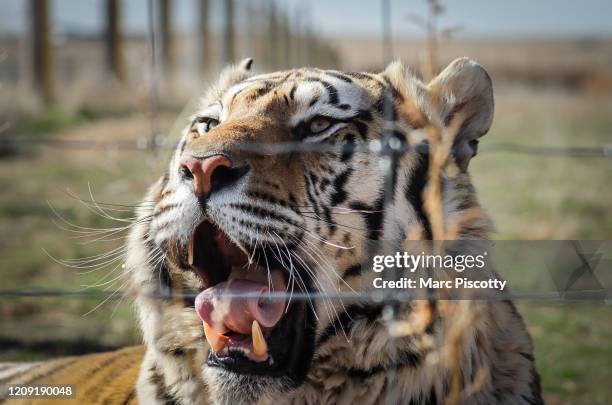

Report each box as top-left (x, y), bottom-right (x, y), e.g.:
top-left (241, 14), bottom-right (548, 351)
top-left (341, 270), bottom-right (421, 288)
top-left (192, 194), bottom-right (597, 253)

top-left (0, 1), bottom-right (610, 403)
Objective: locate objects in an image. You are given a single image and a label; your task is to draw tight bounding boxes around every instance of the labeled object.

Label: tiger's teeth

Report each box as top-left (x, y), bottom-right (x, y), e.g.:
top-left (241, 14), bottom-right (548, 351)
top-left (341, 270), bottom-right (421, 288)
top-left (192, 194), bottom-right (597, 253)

top-left (188, 236), bottom-right (194, 265)
top-left (251, 320), bottom-right (268, 357)
top-left (203, 321), bottom-right (229, 353)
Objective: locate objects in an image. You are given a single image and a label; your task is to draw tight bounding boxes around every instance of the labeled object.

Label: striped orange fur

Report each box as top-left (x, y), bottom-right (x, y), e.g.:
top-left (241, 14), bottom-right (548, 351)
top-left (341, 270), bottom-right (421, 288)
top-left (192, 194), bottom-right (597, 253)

top-left (1, 347), bottom-right (144, 404)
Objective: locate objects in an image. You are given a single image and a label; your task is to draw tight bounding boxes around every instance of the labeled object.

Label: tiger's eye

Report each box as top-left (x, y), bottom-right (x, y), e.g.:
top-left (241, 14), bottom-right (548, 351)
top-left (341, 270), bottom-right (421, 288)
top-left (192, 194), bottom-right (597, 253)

top-left (309, 117), bottom-right (331, 134)
top-left (206, 119), bottom-right (219, 131)
top-left (194, 118), bottom-right (219, 137)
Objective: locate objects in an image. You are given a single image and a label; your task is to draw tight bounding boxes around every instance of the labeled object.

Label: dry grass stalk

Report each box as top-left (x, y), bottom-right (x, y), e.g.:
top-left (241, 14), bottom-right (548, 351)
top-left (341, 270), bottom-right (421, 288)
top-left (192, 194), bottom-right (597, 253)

top-left (406, 89), bottom-right (486, 403)
top-left (422, 100), bottom-right (468, 242)
top-left (440, 300), bottom-right (481, 405)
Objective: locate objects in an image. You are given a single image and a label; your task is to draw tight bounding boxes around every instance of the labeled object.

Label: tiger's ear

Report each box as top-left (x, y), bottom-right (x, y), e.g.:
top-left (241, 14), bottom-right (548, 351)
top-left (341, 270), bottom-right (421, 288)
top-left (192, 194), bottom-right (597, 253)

top-left (239, 57), bottom-right (254, 71)
top-left (213, 58), bottom-right (254, 94)
top-left (427, 58), bottom-right (494, 171)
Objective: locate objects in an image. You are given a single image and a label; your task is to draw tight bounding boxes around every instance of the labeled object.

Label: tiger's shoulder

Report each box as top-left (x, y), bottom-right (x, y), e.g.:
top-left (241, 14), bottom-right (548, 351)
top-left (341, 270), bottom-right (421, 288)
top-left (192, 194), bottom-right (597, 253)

top-left (0, 346), bottom-right (144, 404)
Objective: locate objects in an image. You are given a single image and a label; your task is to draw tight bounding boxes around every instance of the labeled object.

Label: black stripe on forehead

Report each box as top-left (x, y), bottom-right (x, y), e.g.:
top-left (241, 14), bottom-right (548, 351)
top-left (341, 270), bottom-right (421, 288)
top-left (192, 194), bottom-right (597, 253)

top-left (346, 71), bottom-right (386, 87)
top-left (373, 90), bottom-right (398, 118)
top-left (289, 83), bottom-right (297, 100)
top-left (308, 95), bottom-right (320, 107)
top-left (229, 86), bottom-right (248, 106)
top-left (304, 77), bottom-right (339, 105)
top-left (251, 82), bottom-right (275, 99)
top-left (230, 80), bottom-right (277, 106)
top-left (325, 71), bottom-right (354, 83)
top-left (245, 73), bottom-right (284, 83)
top-left (381, 76), bottom-right (405, 103)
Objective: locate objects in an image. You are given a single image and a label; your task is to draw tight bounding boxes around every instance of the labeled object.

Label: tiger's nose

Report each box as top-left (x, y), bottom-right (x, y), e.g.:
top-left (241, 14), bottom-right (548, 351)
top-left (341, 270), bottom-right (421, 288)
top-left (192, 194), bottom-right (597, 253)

top-left (179, 155), bottom-right (233, 196)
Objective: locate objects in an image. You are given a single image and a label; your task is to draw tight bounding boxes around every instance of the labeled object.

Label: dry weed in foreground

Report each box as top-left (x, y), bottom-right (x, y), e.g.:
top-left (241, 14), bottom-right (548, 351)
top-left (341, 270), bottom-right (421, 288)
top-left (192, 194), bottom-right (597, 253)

top-left (388, 89), bottom-right (490, 403)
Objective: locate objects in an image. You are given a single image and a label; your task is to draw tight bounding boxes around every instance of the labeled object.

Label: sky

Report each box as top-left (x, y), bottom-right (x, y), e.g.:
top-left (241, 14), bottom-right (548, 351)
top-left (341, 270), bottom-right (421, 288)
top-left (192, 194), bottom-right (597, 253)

top-left (0, 0), bottom-right (611, 39)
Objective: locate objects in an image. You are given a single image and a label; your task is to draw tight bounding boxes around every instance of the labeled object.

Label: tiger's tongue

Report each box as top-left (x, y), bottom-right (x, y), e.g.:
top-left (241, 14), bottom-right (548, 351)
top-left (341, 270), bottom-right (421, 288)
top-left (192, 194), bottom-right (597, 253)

top-left (194, 266), bottom-right (287, 335)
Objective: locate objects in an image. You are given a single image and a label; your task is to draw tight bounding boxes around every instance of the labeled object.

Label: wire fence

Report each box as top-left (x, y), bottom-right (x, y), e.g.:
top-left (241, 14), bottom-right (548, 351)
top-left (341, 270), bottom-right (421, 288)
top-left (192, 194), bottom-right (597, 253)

top-left (0, 0), bottom-right (610, 335)
top-left (1, 134), bottom-right (611, 158)
top-left (1, 1), bottom-right (611, 403)
top-left (1, 288), bottom-right (610, 302)
top-left (3, 1), bottom-right (611, 159)
top-left (0, 6), bottom-right (609, 311)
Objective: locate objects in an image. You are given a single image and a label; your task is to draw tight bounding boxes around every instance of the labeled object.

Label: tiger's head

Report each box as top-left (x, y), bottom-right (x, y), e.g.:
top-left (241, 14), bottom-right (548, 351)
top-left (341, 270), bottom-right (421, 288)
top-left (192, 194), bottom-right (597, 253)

top-left (128, 57), bottom-right (494, 404)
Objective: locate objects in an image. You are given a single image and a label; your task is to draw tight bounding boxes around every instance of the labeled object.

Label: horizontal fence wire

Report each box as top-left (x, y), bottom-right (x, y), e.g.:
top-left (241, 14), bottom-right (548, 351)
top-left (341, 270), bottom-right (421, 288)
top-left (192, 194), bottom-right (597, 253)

top-left (479, 142), bottom-right (612, 158)
top-left (1, 135), bottom-right (611, 158)
top-left (0, 289), bottom-right (610, 302)
top-left (2, 4), bottom-right (610, 403)
top-left (5, 5), bottom-right (609, 405)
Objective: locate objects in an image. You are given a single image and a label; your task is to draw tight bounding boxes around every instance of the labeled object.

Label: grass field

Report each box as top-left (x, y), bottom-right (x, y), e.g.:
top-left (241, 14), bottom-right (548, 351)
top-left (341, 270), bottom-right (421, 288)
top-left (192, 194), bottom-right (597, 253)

top-left (521, 303), bottom-right (612, 405)
top-left (0, 81), bottom-right (610, 403)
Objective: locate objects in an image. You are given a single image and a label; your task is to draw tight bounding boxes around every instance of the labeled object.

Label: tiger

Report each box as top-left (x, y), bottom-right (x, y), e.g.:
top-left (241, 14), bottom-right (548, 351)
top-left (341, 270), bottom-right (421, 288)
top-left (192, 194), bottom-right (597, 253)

top-left (1, 57), bottom-right (543, 405)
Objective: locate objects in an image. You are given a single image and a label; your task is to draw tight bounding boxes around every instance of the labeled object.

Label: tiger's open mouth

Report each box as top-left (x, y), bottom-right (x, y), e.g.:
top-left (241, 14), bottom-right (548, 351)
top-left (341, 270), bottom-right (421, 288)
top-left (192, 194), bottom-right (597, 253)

top-left (186, 221), bottom-right (315, 378)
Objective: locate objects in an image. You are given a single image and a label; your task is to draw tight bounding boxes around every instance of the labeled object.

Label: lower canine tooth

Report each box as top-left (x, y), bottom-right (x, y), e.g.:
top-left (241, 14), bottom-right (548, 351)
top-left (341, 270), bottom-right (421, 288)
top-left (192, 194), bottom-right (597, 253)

top-left (203, 322), bottom-right (229, 353)
top-left (251, 320), bottom-right (268, 357)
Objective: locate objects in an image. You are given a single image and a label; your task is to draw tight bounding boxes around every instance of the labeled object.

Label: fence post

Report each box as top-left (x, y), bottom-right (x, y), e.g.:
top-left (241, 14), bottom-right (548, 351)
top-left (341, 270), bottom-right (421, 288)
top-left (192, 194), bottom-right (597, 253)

top-left (425, 1), bottom-right (440, 80)
top-left (280, 10), bottom-right (291, 68)
top-left (267, 0), bottom-right (279, 69)
top-left (105, 0), bottom-right (125, 82)
top-left (30, 0), bottom-right (54, 106)
top-left (302, 3), bottom-right (314, 66)
top-left (243, 2), bottom-right (253, 61)
top-left (292, 4), bottom-right (303, 67)
top-left (158, 0), bottom-right (173, 79)
top-left (199, 0), bottom-right (211, 75)
top-left (222, 0), bottom-right (235, 65)
top-left (381, 0), bottom-right (392, 65)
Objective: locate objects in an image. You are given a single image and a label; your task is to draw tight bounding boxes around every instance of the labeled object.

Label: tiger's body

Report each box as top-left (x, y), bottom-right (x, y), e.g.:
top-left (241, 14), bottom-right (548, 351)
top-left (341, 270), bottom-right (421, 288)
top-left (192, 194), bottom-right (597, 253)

top-left (1, 347), bottom-right (143, 404)
top-left (1, 58), bottom-right (542, 405)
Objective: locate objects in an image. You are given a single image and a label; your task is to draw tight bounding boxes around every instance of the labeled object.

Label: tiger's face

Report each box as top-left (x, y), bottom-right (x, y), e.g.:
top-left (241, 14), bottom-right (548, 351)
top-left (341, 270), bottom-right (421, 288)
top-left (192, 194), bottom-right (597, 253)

top-left (132, 58), bottom-right (494, 403)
